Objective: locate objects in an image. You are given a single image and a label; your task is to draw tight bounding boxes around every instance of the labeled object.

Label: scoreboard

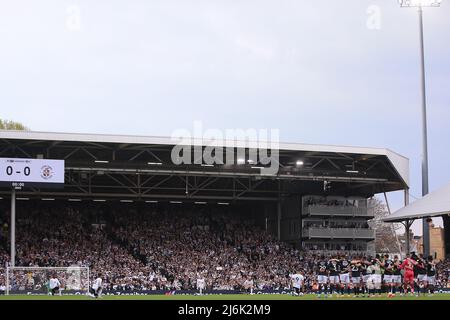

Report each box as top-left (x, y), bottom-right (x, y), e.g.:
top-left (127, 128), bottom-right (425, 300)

top-left (0, 158), bottom-right (65, 188)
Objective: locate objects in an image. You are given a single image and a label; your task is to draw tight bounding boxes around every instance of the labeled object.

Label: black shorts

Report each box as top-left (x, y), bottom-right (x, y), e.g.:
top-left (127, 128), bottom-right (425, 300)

top-left (51, 287), bottom-right (59, 295)
top-left (90, 287), bottom-right (101, 294)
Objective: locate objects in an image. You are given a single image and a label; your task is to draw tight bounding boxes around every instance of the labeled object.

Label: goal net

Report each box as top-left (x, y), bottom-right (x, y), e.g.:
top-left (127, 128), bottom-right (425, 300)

top-left (5, 266), bottom-right (90, 296)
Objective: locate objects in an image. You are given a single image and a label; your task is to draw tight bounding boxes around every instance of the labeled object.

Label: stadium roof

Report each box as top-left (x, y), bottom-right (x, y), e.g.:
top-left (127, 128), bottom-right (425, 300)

top-left (0, 130), bottom-right (409, 201)
top-left (383, 182), bottom-right (450, 222)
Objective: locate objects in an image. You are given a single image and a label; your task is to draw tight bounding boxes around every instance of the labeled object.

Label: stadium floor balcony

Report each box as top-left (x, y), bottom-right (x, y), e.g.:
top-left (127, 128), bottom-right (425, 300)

top-left (302, 227), bottom-right (375, 240)
top-left (302, 205), bottom-right (375, 218)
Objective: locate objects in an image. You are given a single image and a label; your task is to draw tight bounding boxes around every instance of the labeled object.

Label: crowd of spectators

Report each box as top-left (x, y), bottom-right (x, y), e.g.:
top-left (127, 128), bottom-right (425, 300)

top-left (0, 203), bottom-right (449, 293)
top-left (109, 209), bottom-right (302, 291)
top-left (436, 258), bottom-right (450, 289)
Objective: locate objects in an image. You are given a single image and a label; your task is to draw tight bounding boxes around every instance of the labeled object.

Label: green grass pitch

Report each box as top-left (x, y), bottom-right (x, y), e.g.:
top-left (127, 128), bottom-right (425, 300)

top-left (1, 294), bottom-right (450, 300)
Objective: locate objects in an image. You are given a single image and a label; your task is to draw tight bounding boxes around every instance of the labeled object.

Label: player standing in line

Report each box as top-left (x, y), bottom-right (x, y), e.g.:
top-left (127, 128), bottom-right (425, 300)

top-left (399, 253), bottom-right (418, 296)
top-left (383, 254), bottom-right (395, 297)
top-left (366, 260), bottom-right (375, 297)
top-left (290, 272), bottom-right (304, 296)
top-left (359, 256), bottom-right (371, 297)
top-left (91, 276), bottom-right (103, 298)
top-left (426, 256), bottom-right (436, 296)
top-left (317, 257), bottom-right (329, 298)
top-left (350, 258), bottom-right (362, 297)
top-left (392, 255), bottom-right (403, 296)
top-left (327, 256), bottom-right (341, 297)
top-left (416, 254), bottom-right (427, 296)
top-left (49, 274), bottom-right (61, 296)
top-left (368, 255), bottom-right (383, 297)
top-left (339, 256), bottom-right (351, 297)
top-left (411, 253), bottom-right (420, 296)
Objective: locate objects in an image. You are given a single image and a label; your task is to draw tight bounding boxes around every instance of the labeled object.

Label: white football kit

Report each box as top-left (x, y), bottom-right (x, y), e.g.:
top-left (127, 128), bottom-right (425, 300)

top-left (91, 277), bottom-right (103, 298)
top-left (49, 278), bottom-right (60, 290)
top-left (291, 274), bottom-right (304, 289)
top-left (197, 278), bottom-right (206, 290)
top-left (92, 278), bottom-right (102, 291)
top-left (49, 278), bottom-right (61, 296)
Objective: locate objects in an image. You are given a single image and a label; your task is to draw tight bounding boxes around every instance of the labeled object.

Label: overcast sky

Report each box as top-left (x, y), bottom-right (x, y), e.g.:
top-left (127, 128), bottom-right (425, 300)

top-left (1, 0), bottom-right (449, 235)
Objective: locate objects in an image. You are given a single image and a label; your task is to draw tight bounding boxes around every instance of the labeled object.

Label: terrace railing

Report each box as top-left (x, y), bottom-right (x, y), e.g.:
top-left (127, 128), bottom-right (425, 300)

top-left (303, 205), bottom-right (374, 217)
top-left (302, 227), bottom-right (375, 240)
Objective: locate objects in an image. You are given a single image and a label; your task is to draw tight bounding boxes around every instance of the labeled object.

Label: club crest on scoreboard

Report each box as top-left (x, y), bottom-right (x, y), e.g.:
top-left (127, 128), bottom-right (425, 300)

top-left (40, 165), bottom-right (54, 180)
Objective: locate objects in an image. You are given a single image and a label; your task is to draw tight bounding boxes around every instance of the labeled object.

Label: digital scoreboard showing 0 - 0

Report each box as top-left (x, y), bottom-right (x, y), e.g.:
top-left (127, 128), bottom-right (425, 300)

top-left (0, 157), bottom-right (65, 189)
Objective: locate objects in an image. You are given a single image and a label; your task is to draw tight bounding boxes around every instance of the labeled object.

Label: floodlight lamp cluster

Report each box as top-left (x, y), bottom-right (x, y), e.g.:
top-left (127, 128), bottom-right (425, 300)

top-left (398, 0), bottom-right (442, 7)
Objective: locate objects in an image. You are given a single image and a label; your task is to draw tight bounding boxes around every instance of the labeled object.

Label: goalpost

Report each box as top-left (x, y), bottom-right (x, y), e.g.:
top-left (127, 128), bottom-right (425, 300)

top-left (5, 266), bottom-right (90, 296)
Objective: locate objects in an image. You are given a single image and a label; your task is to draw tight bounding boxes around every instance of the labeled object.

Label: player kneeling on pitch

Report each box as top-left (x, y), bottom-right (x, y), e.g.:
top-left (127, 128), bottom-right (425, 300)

top-left (90, 276), bottom-right (103, 298)
top-left (49, 274), bottom-right (62, 296)
top-left (290, 272), bottom-right (304, 296)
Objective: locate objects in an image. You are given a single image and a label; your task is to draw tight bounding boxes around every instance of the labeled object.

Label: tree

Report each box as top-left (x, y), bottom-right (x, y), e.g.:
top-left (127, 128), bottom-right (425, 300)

top-left (368, 198), bottom-right (403, 254)
top-left (0, 119), bottom-right (29, 131)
